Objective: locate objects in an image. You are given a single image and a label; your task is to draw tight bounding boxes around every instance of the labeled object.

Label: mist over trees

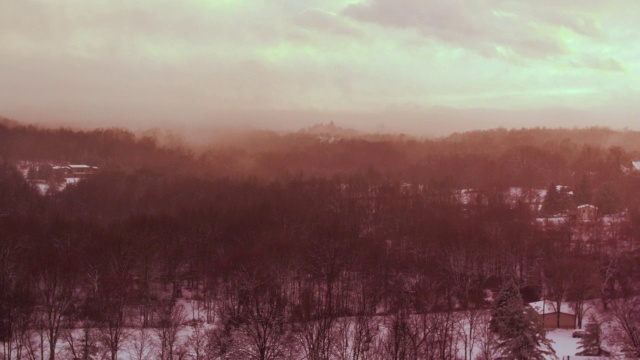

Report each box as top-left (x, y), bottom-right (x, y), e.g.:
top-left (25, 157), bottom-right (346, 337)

top-left (2, 119), bottom-right (640, 358)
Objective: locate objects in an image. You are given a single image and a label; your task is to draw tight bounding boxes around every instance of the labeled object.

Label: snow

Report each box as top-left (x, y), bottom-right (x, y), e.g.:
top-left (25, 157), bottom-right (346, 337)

top-left (545, 328), bottom-right (581, 359)
top-left (601, 211), bottom-right (629, 225)
top-left (36, 182), bottom-right (49, 195)
top-left (65, 177), bottom-right (81, 184)
top-left (632, 161), bottom-right (640, 171)
top-left (577, 204), bottom-right (597, 209)
top-left (0, 304), bottom-right (622, 360)
top-left (536, 217), bottom-right (569, 226)
top-left (32, 178), bottom-right (81, 195)
top-left (456, 189), bottom-right (483, 205)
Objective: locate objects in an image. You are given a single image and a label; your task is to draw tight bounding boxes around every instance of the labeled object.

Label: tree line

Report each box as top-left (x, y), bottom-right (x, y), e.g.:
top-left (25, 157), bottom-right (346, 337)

top-left (1, 164), bottom-right (640, 358)
top-left (1, 120), bottom-right (640, 359)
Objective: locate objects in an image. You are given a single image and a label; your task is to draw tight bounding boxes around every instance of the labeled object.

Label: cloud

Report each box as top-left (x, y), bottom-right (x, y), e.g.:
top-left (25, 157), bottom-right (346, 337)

top-left (292, 8), bottom-right (362, 37)
top-left (342, 0), bottom-right (608, 60)
top-left (575, 56), bottom-right (625, 73)
top-left (0, 0), bottom-right (638, 135)
top-left (0, 0), bottom-right (284, 60)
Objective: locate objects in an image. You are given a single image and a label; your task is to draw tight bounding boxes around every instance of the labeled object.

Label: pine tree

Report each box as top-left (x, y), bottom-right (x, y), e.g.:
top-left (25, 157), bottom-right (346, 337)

top-left (541, 184), bottom-right (561, 216)
top-left (577, 316), bottom-right (609, 357)
top-left (490, 278), bottom-right (521, 337)
top-left (574, 174), bottom-right (592, 205)
top-left (491, 279), bottom-right (556, 360)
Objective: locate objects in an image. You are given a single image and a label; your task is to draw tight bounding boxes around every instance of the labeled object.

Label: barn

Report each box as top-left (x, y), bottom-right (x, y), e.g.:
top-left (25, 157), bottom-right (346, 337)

top-left (529, 300), bottom-right (576, 329)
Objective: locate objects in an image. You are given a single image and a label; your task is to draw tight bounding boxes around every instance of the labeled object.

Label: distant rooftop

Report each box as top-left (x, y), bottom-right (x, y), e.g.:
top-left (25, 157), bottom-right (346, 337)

top-left (535, 217), bottom-right (568, 225)
top-left (577, 204), bottom-right (597, 209)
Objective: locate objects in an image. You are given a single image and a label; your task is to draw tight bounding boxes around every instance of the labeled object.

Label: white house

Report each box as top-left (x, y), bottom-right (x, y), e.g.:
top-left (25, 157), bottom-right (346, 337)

top-left (577, 204), bottom-right (598, 221)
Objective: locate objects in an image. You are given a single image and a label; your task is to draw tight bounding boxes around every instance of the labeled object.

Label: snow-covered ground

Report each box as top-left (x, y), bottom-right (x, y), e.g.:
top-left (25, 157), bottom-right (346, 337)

top-left (546, 329), bottom-right (580, 359)
top-left (33, 177), bottom-right (82, 195)
top-left (0, 299), bottom-right (626, 360)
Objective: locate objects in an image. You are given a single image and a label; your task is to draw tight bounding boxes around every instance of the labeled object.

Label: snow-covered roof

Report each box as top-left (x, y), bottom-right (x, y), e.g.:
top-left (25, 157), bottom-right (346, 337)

top-left (535, 217), bottom-right (568, 225)
top-left (577, 204), bottom-right (597, 209)
top-left (529, 300), bottom-right (575, 315)
top-left (633, 161), bottom-right (640, 171)
top-left (69, 164), bottom-right (91, 169)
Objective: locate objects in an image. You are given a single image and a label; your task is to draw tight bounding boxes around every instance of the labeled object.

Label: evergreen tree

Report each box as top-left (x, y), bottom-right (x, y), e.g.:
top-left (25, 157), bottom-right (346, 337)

top-left (577, 316), bottom-right (609, 357)
top-left (574, 174), bottom-right (592, 205)
top-left (541, 183), bottom-right (575, 216)
top-left (491, 279), bottom-right (556, 360)
top-left (541, 184), bottom-right (562, 216)
top-left (596, 182), bottom-right (621, 215)
top-left (490, 278), bottom-right (521, 337)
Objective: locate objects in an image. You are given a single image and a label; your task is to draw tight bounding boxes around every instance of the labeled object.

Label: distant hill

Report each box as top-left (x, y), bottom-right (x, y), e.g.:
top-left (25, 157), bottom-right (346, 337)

top-left (2, 117), bottom-right (640, 188)
top-left (444, 127), bottom-right (640, 153)
top-left (299, 121), bottom-right (361, 139)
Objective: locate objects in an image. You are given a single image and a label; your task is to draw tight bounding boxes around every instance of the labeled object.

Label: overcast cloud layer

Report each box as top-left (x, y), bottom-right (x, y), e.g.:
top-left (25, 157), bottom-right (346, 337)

top-left (1, 0), bottom-right (638, 135)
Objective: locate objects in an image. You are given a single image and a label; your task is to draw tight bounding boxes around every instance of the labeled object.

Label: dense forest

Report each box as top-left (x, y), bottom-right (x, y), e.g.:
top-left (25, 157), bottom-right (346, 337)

top-left (1, 118), bottom-right (640, 359)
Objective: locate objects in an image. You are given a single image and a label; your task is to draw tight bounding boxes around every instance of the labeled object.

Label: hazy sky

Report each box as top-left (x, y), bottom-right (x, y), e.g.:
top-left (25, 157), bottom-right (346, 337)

top-left (1, 0), bottom-right (639, 135)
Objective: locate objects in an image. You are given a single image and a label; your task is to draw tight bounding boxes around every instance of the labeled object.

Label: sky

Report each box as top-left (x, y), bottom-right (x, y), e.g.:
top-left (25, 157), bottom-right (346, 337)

top-left (1, 0), bottom-right (639, 136)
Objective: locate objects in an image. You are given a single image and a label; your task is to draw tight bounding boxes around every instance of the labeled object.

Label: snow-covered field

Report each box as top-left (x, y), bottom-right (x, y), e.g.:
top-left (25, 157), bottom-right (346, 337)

top-left (1, 299), bottom-right (628, 360)
top-left (546, 329), bottom-right (580, 359)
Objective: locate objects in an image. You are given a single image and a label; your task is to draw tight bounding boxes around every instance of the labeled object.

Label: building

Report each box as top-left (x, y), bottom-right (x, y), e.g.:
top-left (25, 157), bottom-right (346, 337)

top-left (53, 164), bottom-right (98, 177)
top-left (529, 301), bottom-right (576, 329)
top-left (68, 164), bottom-right (98, 177)
top-left (577, 204), bottom-right (598, 222)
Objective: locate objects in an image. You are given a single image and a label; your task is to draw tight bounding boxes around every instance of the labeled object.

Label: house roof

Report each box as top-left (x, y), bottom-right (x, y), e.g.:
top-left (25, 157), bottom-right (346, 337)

top-left (535, 217), bottom-right (568, 225)
top-left (577, 204), bottom-right (597, 209)
top-left (529, 300), bottom-right (575, 316)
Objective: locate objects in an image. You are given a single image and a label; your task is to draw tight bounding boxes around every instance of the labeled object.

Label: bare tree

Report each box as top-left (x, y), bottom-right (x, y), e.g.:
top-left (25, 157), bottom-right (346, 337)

top-left (609, 298), bottom-right (640, 358)
top-left (184, 324), bottom-right (207, 360)
top-left (457, 309), bottom-right (481, 360)
top-left (295, 285), bottom-right (336, 360)
top-left (223, 269), bottom-right (289, 360)
top-left (446, 247), bottom-right (483, 360)
top-left (413, 311), bottom-right (460, 359)
top-left (155, 301), bottom-right (186, 360)
top-left (567, 259), bottom-right (598, 329)
top-left (33, 238), bottom-right (79, 360)
top-left (63, 324), bottom-right (99, 360)
top-left (598, 255), bottom-right (618, 310)
top-left (97, 256), bottom-right (133, 360)
top-left (9, 305), bottom-right (36, 360)
top-left (205, 324), bottom-right (234, 360)
top-left (132, 234), bottom-right (161, 328)
top-left (333, 315), bottom-right (379, 360)
top-left (128, 327), bottom-right (156, 360)
top-left (544, 259), bottom-right (571, 329)
top-left (0, 239), bottom-right (35, 360)
top-left (380, 308), bottom-right (413, 360)
top-left (475, 312), bottom-right (500, 360)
